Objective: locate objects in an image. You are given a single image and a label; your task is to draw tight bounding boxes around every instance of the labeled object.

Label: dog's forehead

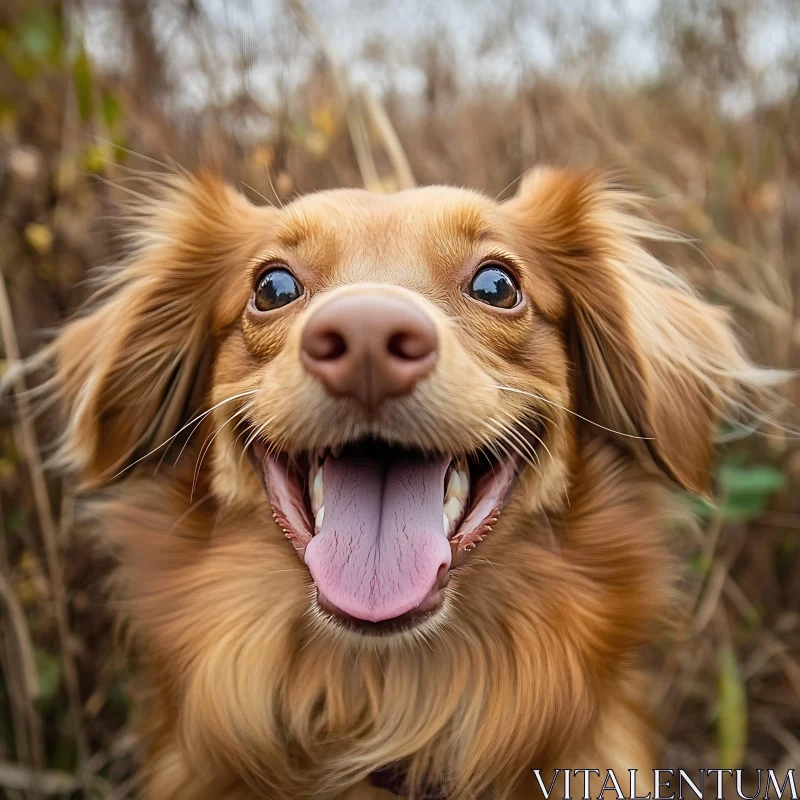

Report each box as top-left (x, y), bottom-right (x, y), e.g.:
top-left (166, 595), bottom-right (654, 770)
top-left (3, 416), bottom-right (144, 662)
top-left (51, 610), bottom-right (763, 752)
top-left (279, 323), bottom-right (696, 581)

top-left (282, 185), bottom-right (495, 231)
top-left (272, 186), bottom-right (502, 283)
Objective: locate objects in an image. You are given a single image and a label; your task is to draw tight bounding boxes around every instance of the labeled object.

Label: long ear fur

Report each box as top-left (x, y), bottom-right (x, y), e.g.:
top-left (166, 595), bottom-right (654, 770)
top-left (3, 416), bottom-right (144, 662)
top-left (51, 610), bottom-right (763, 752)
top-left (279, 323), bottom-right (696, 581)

top-left (508, 167), bottom-right (780, 496)
top-left (35, 171), bottom-right (271, 488)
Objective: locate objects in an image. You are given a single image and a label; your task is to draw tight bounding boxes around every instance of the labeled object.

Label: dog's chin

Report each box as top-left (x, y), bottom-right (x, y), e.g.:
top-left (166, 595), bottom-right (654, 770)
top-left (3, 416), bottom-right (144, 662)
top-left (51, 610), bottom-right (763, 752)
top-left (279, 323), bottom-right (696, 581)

top-left (248, 424), bottom-right (540, 633)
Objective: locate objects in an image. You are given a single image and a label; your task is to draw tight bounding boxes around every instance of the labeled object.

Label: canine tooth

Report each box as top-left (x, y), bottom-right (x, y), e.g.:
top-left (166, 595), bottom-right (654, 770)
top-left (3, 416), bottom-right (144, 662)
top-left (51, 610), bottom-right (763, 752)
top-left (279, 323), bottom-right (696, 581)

top-left (443, 496), bottom-right (463, 530)
top-left (443, 513), bottom-right (449, 535)
top-left (445, 469), bottom-right (469, 503)
top-left (311, 468), bottom-right (324, 515)
top-left (315, 506), bottom-right (325, 532)
top-left (444, 471), bottom-right (460, 503)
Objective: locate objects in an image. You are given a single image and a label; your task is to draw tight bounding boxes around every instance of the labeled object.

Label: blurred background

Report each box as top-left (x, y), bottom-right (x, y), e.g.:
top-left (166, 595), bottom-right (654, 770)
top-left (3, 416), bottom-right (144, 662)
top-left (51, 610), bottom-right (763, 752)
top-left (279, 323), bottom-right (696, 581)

top-left (0, 0), bottom-right (799, 796)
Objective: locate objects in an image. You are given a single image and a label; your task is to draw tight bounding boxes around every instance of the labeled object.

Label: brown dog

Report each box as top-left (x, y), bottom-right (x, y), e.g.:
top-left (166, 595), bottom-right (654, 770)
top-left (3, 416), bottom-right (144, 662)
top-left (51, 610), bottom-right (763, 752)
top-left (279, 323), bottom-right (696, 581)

top-left (40, 167), bottom-right (770, 799)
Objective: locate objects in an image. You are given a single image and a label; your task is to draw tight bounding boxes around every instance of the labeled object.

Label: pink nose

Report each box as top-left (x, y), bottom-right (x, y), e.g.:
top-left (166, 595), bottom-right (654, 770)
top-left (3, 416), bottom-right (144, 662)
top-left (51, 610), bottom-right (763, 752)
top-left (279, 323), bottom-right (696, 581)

top-left (300, 293), bottom-right (437, 411)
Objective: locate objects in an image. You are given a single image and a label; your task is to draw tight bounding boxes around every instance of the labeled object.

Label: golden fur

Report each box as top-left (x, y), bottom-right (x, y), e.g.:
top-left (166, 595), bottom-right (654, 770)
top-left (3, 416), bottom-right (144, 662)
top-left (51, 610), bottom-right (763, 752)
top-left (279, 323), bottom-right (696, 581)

top-left (36, 167), bottom-right (772, 799)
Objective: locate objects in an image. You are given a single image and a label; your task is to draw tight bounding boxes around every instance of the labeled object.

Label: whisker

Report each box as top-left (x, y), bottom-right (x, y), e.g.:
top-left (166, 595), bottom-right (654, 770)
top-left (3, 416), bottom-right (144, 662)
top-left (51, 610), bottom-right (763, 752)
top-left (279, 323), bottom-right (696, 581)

top-left (497, 409), bottom-right (551, 468)
top-left (191, 406), bottom-right (252, 499)
top-left (169, 492), bottom-right (213, 534)
top-left (89, 137), bottom-right (173, 171)
top-left (265, 168), bottom-right (284, 209)
top-left (240, 181), bottom-right (275, 208)
top-left (110, 389), bottom-right (258, 480)
top-left (496, 416), bottom-right (543, 469)
top-left (494, 170), bottom-right (529, 201)
top-left (222, 414), bottom-right (259, 463)
top-left (215, 413), bottom-right (257, 469)
top-left (477, 419), bottom-right (512, 480)
top-left (494, 384), bottom-right (654, 440)
top-left (484, 418), bottom-right (541, 477)
top-left (496, 409), bottom-right (570, 505)
top-left (474, 556), bottom-right (504, 571)
top-left (168, 401), bottom-right (254, 471)
top-left (240, 417), bottom-right (275, 463)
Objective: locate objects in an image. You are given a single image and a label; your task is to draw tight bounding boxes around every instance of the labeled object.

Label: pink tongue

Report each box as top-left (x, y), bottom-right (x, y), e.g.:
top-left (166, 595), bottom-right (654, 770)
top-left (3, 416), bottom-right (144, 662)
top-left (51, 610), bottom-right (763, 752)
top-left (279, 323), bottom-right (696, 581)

top-left (304, 455), bottom-right (452, 622)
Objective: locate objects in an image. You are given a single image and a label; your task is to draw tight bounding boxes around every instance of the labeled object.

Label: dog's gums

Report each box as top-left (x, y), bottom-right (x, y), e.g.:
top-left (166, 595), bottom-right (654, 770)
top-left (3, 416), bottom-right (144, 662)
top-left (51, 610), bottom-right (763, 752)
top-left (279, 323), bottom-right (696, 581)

top-left (251, 438), bottom-right (520, 626)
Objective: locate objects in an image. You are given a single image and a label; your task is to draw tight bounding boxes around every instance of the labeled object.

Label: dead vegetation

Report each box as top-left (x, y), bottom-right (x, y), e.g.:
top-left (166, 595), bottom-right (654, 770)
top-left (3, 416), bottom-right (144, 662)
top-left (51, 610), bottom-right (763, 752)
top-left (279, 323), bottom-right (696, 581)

top-left (0, 0), bottom-right (798, 796)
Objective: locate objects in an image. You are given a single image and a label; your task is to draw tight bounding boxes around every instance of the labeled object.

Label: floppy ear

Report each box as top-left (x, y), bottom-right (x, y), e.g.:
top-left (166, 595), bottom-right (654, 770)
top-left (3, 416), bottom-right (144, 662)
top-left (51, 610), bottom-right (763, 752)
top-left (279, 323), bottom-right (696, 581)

top-left (40, 172), bottom-right (270, 488)
top-left (507, 168), bottom-right (775, 496)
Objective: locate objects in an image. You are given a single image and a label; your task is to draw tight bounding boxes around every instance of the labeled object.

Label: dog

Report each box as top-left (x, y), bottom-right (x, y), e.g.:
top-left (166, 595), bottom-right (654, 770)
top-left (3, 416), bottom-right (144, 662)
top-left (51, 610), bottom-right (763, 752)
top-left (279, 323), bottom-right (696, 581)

top-left (38, 166), bottom-right (770, 799)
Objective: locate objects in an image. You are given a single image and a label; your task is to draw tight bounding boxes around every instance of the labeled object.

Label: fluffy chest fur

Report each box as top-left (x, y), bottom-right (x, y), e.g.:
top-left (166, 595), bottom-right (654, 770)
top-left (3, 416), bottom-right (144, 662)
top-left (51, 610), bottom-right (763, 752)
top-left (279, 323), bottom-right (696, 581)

top-left (100, 438), bottom-right (667, 799)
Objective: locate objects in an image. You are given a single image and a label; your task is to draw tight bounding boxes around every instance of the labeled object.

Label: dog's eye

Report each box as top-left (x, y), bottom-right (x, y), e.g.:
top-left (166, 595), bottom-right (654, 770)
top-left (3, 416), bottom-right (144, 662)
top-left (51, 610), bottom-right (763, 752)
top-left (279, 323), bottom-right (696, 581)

top-left (254, 267), bottom-right (303, 312)
top-left (467, 263), bottom-right (520, 309)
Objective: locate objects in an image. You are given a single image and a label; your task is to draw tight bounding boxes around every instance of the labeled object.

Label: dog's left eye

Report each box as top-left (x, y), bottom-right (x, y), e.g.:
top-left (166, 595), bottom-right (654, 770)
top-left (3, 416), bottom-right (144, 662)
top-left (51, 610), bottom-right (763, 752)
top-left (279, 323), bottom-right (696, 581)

top-left (253, 267), bottom-right (303, 312)
top-left (467, 263), bottom-right (520, 309)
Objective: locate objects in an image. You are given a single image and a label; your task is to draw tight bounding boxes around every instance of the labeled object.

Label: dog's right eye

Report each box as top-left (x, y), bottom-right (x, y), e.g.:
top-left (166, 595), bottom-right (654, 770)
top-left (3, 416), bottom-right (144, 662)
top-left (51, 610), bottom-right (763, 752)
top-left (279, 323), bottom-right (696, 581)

top-left (253, 267), bottom-right (303, 312)
top-left (467, 263), bottom-right (520, 309)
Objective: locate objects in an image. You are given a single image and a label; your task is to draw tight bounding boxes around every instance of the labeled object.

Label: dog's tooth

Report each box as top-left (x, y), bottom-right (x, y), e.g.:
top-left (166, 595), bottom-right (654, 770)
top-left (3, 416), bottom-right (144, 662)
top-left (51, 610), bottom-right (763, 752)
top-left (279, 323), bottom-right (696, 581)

top-left (444, 470), bottom-right (460, 503)
top-left (315, 506), bottom-right (325, 532)
top-left (311, 468), bottom-right (324, 515)
top-left (443, 496), bottom-right (462, 518)
top-left (443, 496), bottom-right (463, 529)
top-left (445, 465), bottom-right (470, 505)
top-left (443, 512), bottom-right (450, 535)
top-left (331, 444), bottom-right (342, 459)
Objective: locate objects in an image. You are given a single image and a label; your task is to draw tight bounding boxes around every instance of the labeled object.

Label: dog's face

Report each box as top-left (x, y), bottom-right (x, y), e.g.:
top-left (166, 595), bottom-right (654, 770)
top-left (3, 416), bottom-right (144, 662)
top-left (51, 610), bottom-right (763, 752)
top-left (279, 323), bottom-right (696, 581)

top-left (49, 168), bottom-right (756, 637)
top-left (212, 185), bottom-right (573, 627)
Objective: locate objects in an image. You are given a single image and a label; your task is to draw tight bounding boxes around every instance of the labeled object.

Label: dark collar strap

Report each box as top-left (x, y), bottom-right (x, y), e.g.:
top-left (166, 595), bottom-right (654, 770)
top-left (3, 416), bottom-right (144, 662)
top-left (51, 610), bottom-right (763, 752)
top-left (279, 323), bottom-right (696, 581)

top-left (368, 764), bottom-right (446, 798)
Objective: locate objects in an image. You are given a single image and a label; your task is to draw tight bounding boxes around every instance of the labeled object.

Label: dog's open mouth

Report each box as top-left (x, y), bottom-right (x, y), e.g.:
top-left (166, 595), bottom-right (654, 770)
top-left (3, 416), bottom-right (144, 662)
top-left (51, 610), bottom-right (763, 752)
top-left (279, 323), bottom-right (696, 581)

top-left (249, 436), bottom-right (525, 626)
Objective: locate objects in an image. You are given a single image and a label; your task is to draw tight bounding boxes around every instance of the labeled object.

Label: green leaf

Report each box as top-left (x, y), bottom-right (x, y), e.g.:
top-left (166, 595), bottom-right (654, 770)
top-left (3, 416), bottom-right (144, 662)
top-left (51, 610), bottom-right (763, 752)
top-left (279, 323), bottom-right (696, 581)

top-left (5, 509), bottom-right (24, 533)
top-left (18, 10), bottom-right (61, 63)
top-left (73, 45), bottom-right (93, 123)
top-left (35, 650), bottom-right (62, 709)
top-left (687, 463), bottom-right (787, 522)
top-left (83, 143), bottom-right (108, 174)
top-left (719, 493), bottom-right (772, 522)
top-left (718, 464), bottom-right (786, 496)
top-left (101, 90), bottom-right (122, 131)
top-left (717, 646), bottom-right (747, 768)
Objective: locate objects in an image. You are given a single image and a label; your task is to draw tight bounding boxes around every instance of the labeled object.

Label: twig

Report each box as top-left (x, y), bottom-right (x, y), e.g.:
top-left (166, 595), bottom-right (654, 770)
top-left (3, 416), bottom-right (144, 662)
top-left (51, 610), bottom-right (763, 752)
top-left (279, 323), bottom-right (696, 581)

top-left (691, 521), bottom-right (744, 636)
top-left (290, 0), bottom-right (417, 195)
top-left (0, 572), bottom-right (39, 707)
top-left (0, 272), bottom-right (90, 783)
top-left (712, 272), bottom-right (800, 349)
top-left (104, 774), bottom-right (139, 800)
top-left (0, 763), bottom-right (77, 795)
top-left (0, 502), bottom-right (45, 800)
top-left (754, 711), bottom-right (800, 768)
top-left (723, 579), bottom-right (800, 699)
top-left (358, 86), bottom-right (416, 189)
top-left (346, 99), bottom-right (381, 191)
top-left (288, 0), bottom-right (385, 192)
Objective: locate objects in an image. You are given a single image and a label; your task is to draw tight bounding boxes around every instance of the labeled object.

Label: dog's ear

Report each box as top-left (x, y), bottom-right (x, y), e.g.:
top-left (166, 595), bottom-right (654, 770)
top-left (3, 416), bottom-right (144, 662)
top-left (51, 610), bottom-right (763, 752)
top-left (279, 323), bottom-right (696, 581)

top-left (506, 167), bottom-right (774, 496)
top-left (41, 172), bottom-right (271, 488)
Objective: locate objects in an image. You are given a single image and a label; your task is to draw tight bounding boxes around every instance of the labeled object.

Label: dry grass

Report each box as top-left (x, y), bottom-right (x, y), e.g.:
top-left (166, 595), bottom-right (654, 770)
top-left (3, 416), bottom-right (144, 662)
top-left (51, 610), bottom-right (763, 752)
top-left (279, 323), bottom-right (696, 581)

top-left (0, 0), bottom-right (798, 795)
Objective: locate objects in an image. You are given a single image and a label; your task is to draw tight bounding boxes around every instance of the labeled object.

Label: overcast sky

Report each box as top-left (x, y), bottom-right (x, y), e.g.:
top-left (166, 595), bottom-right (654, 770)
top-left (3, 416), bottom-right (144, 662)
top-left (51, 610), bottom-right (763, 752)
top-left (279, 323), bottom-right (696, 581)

top-left (84, 0), bottom-right (798, 116)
